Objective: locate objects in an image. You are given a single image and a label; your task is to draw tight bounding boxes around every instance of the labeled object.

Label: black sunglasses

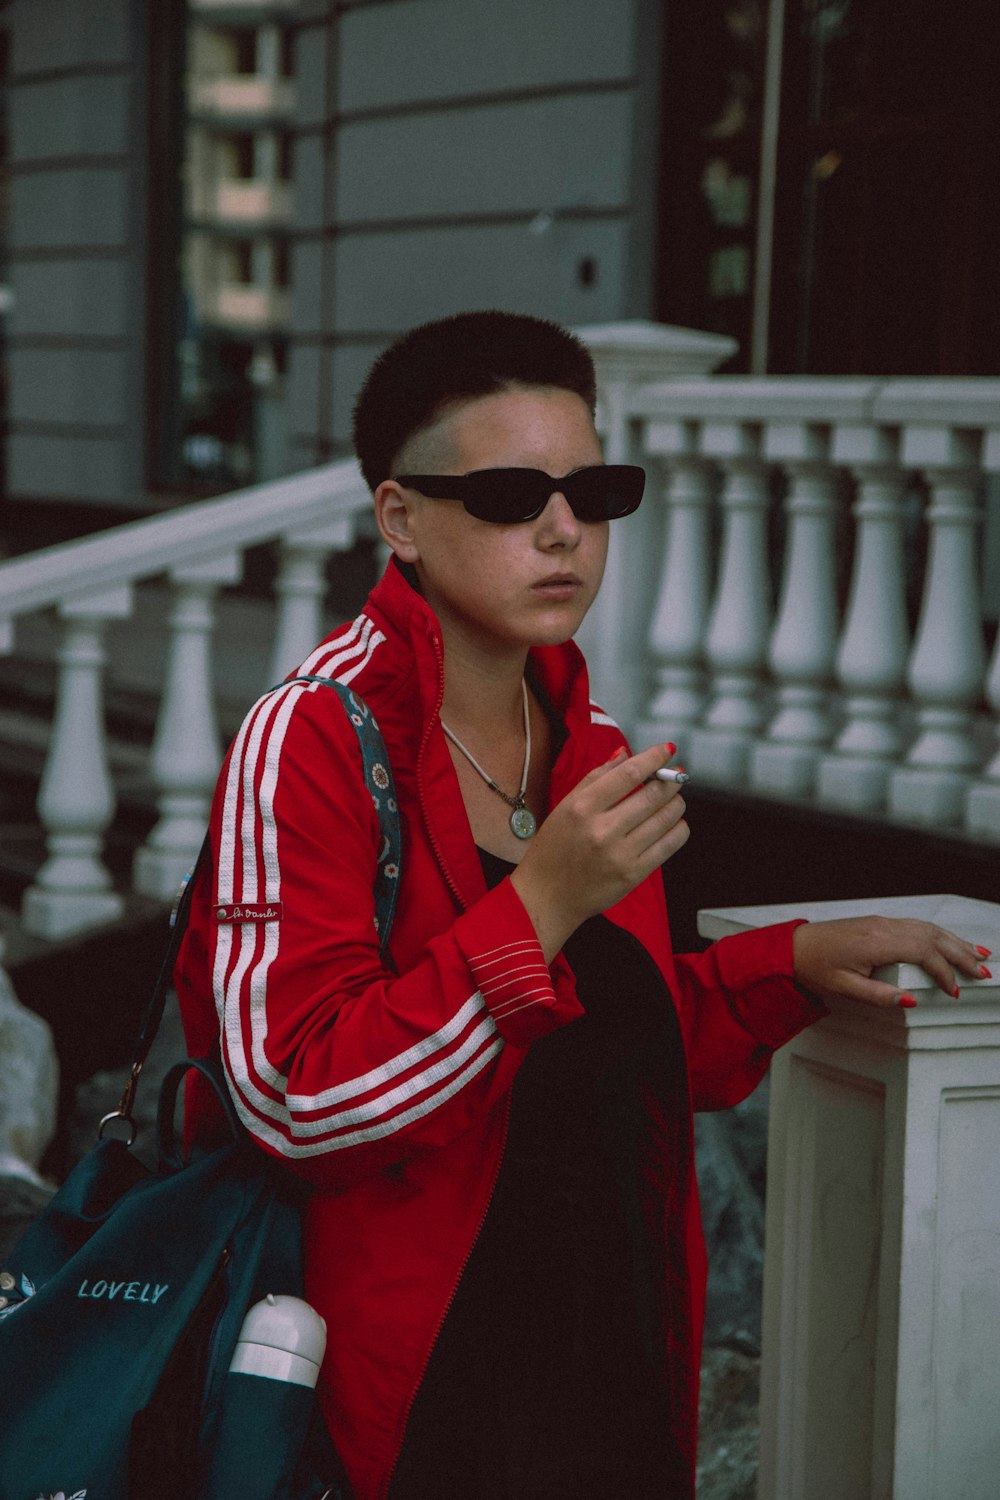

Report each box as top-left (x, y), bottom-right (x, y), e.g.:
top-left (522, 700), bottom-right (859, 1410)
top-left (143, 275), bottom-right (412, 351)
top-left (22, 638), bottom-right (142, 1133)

top-left (394, 465), bottom-right (645, 524)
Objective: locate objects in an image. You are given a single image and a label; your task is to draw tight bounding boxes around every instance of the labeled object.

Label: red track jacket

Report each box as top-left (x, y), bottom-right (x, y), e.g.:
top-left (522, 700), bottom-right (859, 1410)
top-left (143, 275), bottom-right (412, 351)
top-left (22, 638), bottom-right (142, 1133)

top-left (175, 558), bottom-right (820, 1500)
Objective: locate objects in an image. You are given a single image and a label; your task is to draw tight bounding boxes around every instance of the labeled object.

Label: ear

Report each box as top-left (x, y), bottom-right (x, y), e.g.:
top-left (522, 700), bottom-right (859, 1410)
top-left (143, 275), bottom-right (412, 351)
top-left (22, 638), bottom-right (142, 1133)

top-left (374, 480), bottom-right (420, 563)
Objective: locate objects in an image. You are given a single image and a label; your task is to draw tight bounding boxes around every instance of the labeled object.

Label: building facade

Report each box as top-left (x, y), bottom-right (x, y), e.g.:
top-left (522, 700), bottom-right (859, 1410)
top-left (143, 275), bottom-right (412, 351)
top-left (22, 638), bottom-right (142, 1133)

top-left (1, 0), bottom-right (997, 521)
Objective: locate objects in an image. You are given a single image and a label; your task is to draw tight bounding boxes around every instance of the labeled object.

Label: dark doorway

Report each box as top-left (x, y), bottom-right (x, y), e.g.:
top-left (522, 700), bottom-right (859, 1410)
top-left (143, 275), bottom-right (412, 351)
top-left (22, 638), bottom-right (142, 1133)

top-left (656, 0), bottom-right (1000, 375)
top-left (769, 0), bottom-right (1000, 375)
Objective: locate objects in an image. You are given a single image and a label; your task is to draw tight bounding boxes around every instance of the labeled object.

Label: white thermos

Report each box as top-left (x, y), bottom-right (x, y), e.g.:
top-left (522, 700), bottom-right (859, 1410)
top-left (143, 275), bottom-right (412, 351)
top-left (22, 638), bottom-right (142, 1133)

top-left (199, 1294), bottom-right (328, 1499)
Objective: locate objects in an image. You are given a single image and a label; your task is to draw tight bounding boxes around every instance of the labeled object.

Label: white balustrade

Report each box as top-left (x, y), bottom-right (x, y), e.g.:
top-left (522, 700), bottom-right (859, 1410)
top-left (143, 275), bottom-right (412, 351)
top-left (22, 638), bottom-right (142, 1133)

top-left (22, 586), bottom-right (133, 939)
top-left (751, 424), bottom-right (840, 797)
top-left (688, 422), bottom-right (772, 782)
top-left (633, 429), bottom-right (715, 750)
top-left (2, 457), bottom-right (374, 940)
top-left (269, 515), bottom-right (355, 685)
top-left (817, 426), bottom-right (911, 811)
top-left (133, 553), bottom-right (242, 901)
top-left (888, 427), bottom-right (985, 825)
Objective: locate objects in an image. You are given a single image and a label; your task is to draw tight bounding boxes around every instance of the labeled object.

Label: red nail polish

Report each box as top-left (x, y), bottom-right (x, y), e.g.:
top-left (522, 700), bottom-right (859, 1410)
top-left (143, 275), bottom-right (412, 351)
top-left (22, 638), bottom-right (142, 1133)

top-left (980, 966), bottom-right (993, 980)
top-left (976, 945), bottom-right (992, 958)
top-left (898, 994), bottom-right (918, 1008)
top-left (664, 742), bottom-right (676, 756)
top-left (953, 986), bottom-right (961, 999)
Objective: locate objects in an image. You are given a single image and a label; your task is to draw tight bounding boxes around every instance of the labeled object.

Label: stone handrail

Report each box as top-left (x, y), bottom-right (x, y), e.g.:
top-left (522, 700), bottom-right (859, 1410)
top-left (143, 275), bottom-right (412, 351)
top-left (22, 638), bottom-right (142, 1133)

top-left (615, 374), bottom-right (1000, 843)
top-left (1, 459), bottom-right (375, 938)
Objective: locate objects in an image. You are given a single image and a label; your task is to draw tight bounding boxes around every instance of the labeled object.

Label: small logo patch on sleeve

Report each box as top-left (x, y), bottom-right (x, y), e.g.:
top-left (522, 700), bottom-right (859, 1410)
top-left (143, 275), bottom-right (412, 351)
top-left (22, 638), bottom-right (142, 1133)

top-left (215, 901), bottom-right (283, 924)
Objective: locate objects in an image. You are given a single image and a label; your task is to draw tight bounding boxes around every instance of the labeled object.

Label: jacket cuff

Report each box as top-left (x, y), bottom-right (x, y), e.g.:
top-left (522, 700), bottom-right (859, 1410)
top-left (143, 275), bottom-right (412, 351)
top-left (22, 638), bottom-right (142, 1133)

top-left (714, 918), bottom-right (827, 1050)
top-left (453, 878), bottom-right (581, 1045)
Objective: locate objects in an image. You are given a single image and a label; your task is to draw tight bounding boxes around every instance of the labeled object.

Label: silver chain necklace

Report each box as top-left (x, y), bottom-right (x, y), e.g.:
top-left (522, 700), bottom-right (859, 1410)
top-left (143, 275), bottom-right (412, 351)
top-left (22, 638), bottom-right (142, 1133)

top-left (441, 680), bottom-right (537, 839)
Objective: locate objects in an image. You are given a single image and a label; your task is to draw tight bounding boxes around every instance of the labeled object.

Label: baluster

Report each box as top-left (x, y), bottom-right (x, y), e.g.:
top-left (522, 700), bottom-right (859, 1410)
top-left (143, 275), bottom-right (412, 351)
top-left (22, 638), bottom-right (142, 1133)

top-left (817, 427), bottom-right (911, 811)
top-left (965, 627), bottom-right (1000, 838)
top-left (269, 515), bottom-right (354, 685)
top-left (889, 430), bottom-right (985, 826)
top-left (133, 553), bottom-right (241, 901)
top-left (689, 422), bottom-right (772, 783)
top-left (751, 424), bottom-right (839, 797)
top-left (965, 437), bottom-right (1000, 838)
top-left (634, 428), bottom-right (715, 751)
top-left (22, 585), bottom-right (133, 939)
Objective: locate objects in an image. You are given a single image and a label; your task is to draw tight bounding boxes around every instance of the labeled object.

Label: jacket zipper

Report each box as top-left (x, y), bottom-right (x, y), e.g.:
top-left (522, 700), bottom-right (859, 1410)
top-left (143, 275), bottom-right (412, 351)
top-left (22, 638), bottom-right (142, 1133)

top-left (379, 1092), bottom-right (512, 1500)
top-left (381, 634), bottom-right (507, 1496)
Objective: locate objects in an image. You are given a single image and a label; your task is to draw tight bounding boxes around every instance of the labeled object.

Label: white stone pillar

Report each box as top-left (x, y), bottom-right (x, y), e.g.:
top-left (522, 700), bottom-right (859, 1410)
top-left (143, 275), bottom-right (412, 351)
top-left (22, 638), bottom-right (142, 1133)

top-left (22, 585), bottom-right (133, 939)
top-left (574, 322), bottom-right (736, 733)
top-left (888, 430), bottom-right (985, 826)
top-left (751, 425), bottom-right (839, 796)
top-left (633, 434), bottom-right (715, 750)
top-left (688, 422), bottom-right (772, 783)
top-left (269, 515), bottom-right (354, 685)
top-left (698, 892), bottom-right (1000, 1500)
top-left (817, 427), bottom-right (911, 811)
top-left (133, 553), bottom-right (241, 901)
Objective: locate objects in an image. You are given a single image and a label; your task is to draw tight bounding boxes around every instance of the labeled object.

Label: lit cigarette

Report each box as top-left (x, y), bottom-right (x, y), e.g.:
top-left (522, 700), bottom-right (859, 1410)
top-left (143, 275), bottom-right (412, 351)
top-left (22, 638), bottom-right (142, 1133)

top-left (655, 767), bottom-right (690, 785)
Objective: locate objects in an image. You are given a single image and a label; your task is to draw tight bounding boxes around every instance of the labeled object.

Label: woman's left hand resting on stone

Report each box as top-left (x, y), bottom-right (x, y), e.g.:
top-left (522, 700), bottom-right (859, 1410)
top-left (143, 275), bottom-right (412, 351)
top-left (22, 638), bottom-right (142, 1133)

top-left (791, 917), bottom-right (991, 1008)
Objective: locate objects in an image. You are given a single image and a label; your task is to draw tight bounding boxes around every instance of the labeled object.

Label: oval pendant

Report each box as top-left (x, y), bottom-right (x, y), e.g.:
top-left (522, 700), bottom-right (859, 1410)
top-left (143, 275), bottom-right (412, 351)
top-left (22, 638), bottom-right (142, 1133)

top-left (510, 805), bottom-right (537, 840)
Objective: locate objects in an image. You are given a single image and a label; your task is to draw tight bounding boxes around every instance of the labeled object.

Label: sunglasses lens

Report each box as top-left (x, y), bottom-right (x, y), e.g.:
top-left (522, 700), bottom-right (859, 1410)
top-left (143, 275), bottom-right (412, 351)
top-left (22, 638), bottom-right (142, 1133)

top-left (566, 466), bottom-right (645, 520)
top-left (460, 470), bottom-right (548, 523)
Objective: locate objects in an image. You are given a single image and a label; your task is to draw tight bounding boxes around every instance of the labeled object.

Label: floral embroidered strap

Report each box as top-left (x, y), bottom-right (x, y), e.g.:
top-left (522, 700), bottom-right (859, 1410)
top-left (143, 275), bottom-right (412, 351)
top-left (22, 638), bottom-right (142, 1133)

top-left (285, 676), bottom-right (402, 954)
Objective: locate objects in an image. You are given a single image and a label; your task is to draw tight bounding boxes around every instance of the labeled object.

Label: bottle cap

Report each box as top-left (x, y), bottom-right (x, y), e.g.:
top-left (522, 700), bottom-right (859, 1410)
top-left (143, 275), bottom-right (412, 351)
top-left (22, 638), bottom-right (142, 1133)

top-left (236, 1294), bottom-right (327, 1366)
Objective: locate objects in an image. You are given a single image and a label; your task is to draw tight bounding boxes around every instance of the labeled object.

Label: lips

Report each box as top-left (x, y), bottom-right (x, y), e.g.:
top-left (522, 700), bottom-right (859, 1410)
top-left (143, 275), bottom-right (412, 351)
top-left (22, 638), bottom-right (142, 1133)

top-left (533, 574), bottom-right (582, 591)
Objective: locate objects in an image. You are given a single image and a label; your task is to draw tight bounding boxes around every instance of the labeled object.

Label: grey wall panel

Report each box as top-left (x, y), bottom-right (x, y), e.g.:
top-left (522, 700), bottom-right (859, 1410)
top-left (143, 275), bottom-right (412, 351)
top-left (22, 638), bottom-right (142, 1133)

top-left (293, 23), bottom-right (331, 129)
top-left (332, 218), bottom-right (627, 334)
top-left (7, 433), bottom-right (131, 503)
top-left (335, 91), bottom-right (633, 224)
top-left (9, 259), bottom-right (129, 339)
top-left (11, 74), bottom-right (131, 160)
top-left (10, 0), bottom-right (131, 74)
top-left (10, 168), bottom-right (129, 250)
top-left (339, 0), bottom-right (637, 113)
top-left (286, 342), bottom-right (324, 441)
top-left (8, 347), bottom-right (130, 426)
top-left (289, 239), bottom-right (327, 336)
top-left (292, 134), bottom-right (327, 232)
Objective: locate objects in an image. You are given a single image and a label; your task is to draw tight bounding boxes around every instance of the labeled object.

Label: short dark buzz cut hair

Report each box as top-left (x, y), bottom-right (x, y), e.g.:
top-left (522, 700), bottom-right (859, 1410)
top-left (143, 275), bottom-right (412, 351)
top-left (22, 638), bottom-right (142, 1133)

top-left (351, 309), bottom-right (597, 492)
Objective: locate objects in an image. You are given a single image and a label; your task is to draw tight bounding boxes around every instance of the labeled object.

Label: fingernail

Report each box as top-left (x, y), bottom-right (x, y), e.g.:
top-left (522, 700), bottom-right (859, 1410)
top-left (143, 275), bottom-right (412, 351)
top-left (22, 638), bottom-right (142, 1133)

top-left (976, 945), bottom-right (992, 957)
top-left (980, 966), bottom-right (992, 980)
top-left (664, 742), bottom-right (676, 756)
top-left (953, 986), bottom-right (961, 999)
top-left (897, 994), bottom-right (918, 1008)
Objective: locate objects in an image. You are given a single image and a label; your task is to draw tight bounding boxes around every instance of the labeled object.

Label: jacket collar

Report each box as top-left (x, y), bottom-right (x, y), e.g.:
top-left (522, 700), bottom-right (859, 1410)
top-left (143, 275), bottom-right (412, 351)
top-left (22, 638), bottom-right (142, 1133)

top-left (366, 558), bottom-right (599, 901)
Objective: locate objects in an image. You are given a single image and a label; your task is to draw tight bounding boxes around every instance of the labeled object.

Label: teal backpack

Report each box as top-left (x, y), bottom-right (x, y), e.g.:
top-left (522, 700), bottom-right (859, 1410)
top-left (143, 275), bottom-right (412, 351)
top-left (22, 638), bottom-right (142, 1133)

top-left (0, 681), bottom-right (401, 1500)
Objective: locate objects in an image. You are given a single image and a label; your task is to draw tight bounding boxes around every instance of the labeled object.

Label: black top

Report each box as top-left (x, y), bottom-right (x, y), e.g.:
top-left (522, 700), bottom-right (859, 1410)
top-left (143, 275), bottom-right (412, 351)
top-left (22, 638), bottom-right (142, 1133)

top-left (390, 849), bottom-right (689, 1500)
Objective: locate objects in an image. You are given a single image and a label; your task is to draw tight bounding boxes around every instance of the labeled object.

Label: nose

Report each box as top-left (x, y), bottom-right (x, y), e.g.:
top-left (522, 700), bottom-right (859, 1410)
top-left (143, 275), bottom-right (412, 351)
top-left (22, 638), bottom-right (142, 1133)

top-left (536, 489), bottom-right (581, 545)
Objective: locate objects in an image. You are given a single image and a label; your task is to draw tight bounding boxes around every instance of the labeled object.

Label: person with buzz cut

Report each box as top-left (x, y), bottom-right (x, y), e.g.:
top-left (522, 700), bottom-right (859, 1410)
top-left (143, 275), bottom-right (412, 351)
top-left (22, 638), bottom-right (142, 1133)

top-left (175, 310), bottom-right (985, 1500)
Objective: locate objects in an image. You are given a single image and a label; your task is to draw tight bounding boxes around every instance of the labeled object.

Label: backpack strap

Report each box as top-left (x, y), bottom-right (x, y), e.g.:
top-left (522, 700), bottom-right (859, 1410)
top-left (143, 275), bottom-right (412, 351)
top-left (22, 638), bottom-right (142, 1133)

top-left (106, 680), bottom-right (401, 1139)
top-left (285, 676), bottom-right (402, 949)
